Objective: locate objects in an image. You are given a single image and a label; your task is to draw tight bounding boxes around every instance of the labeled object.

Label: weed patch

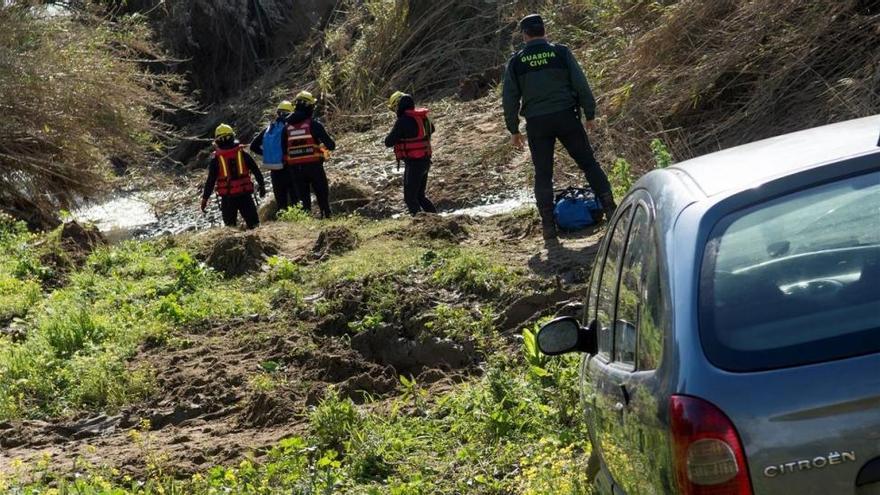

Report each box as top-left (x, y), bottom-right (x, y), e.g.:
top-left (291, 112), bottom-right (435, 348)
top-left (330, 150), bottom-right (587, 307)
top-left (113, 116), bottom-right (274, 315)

top-left (0, 238), bottom-right (267, 419)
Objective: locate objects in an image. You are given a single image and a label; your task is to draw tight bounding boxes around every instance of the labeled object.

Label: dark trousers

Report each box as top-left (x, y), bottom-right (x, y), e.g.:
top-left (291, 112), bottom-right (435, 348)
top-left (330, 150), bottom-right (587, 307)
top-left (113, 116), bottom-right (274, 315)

top-left (220, 194), bottom-right (259, 229)
top-left (291, 162), bottom-right (331, 218)
top-left (403, 159), bottom-right (436, 215)
top-left (526, 109), bottom-right (612, 210)
top-left (271, 168), bottom-right (298, 211)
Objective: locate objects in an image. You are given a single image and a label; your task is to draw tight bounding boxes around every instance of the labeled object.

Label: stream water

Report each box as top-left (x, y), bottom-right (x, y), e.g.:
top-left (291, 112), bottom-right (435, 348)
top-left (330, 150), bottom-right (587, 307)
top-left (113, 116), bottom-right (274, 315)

top-left (74, 188), bottom-right (220, 242)
top-left (75, 186), bottom-right (533, 241)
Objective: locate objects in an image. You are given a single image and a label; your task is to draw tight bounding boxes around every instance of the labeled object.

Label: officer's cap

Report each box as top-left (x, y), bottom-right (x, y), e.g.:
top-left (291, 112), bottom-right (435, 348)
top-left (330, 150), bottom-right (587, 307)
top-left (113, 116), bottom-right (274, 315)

top-left (519, 14), bottom-right (544, 32)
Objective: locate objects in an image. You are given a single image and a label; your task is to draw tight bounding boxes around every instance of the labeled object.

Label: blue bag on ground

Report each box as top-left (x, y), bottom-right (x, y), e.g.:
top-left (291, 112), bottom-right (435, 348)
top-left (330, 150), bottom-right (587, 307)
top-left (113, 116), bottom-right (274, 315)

top-left (261, 121), bottom-right (285, 170)
top-left (554, 187), bottom-right (603, 230)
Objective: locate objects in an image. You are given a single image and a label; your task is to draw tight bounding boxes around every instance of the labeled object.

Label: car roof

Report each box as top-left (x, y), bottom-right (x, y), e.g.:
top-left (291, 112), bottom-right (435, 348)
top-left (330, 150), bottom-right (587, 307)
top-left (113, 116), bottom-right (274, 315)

top-left (668, 115), bottom-right (880, 197)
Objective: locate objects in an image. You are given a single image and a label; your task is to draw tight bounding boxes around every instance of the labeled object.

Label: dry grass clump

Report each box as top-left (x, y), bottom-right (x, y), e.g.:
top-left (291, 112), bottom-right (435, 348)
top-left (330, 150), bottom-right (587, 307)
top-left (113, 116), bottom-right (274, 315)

top-left (0, 3), bottom-right (186, 227)
top-left (598, 0), bottom-right (880, 167)
top-left (314, 0), bottom-right (508, 115)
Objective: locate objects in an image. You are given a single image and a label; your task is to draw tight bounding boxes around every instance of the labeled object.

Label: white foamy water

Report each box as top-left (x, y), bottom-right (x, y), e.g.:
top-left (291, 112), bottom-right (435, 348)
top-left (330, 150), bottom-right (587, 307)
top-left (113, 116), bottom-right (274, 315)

top-left (443, 190), bottom-right (532, 218)
top-left (75, 195), bottom-right (158, 231)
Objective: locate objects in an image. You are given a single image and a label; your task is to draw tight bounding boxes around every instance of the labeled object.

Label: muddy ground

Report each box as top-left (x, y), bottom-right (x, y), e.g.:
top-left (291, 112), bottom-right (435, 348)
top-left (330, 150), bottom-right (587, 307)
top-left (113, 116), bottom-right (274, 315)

top-left (3, 93), bottom-right (609, 479)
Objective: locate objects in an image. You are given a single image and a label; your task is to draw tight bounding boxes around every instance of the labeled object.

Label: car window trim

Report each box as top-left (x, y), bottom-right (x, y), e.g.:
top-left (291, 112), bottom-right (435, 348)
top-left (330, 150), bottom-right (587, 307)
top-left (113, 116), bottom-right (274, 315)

top-left (586, 221), bottom-right (611, 325)
top-left (609, 205), bottom-right (638, 364)
top-left (632, 195), bottom-right (659, 372)
top-left (614, 200), bottom-right (658, 370)
top-left (594, 204), bottom-right (634, 363)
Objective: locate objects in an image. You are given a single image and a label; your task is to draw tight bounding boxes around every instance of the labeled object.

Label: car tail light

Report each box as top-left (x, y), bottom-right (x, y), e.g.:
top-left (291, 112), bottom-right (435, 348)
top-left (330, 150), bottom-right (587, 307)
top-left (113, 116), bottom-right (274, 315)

top-left (670, 395), bottom-right (752, 495)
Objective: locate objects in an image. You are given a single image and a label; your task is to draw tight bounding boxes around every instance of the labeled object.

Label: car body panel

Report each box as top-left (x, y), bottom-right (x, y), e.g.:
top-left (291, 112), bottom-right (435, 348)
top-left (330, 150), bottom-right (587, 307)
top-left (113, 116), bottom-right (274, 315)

top-left (580, 116), bottom-right (880, 494)
top-left (668, 115), bottom-right (880, 197)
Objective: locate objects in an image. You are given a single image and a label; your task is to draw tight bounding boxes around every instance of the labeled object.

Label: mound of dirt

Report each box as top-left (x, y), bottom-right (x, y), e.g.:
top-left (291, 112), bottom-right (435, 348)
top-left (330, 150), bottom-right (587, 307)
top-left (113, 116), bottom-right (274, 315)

top-left (60, 221), bottom-right (106, 257)
top-left (259, 198), bottom-right (279, 223)
top-left (497, 211), bottom-right (540, 241)
top-left (238, 392), bottom-right (298, 428)
top-left (329, 179), bottom-right (374, 214)
top-left (351, 324), bottom-right (475, 375)
top-left (205, 233), bottom-right (277, 277)
top-left (398, 214), bottom-right (469, 243)
top-left (37, 221), bottom-right (107, 281)
top-left (312, 227), bottom-right (358, 259)
top-left (498, 290), bottom-right (579, 331)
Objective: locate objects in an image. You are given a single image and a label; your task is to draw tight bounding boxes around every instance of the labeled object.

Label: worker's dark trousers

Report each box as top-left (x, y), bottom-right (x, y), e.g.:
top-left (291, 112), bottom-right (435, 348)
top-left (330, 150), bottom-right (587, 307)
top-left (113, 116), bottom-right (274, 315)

top-left (292, 162), bottom-right (331, 218)
top-left (403, 159), bottom-right (437, 215)
top-left (525, 109), bottom-right (612, 211)
top-left (220, 194), bottom-right (259, 229)
top-left (271, 168), bottom-right (298, 211)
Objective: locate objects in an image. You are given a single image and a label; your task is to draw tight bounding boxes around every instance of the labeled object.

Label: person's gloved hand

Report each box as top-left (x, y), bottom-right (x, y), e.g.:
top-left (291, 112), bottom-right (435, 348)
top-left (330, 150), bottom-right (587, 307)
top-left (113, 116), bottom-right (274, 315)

top-left (258, 185), bottom-right (266, 198)
top-left (199, 197), bottom-right (208, 213)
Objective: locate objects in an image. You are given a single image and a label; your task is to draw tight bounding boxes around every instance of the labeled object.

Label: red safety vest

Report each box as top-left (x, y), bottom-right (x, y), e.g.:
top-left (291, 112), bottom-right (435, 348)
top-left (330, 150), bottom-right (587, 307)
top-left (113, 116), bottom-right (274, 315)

top-left (285, 119), bottom-right (324, 165)
top-left (214, 146), bottom-right (255, 197)
top-left (393, 108), bottom-right (432, 161)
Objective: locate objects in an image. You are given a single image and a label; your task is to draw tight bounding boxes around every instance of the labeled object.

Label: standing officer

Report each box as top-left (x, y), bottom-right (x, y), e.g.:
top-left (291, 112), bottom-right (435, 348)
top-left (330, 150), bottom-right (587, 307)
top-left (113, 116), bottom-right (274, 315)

top-left (502, 14), bottom-right (616, 241)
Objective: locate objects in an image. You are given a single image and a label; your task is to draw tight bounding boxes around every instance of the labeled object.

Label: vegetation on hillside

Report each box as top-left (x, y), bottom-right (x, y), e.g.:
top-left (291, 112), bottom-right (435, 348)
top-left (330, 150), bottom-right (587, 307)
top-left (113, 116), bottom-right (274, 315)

top-left (553, 0), bottom-right (880, 166)
top-left (0, 3), bottom-right (186, 227)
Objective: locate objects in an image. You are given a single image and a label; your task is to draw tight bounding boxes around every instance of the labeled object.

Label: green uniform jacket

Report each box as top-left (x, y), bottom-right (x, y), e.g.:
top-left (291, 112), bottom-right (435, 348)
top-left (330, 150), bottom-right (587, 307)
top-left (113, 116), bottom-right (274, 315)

top-left (502, 39), bottom-right (597, 135)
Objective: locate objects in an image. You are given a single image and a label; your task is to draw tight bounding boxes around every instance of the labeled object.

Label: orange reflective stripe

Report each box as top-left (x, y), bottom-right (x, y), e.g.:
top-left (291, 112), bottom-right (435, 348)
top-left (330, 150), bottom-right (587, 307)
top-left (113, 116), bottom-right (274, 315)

top-left (237, 150), bottom-right (245, 175)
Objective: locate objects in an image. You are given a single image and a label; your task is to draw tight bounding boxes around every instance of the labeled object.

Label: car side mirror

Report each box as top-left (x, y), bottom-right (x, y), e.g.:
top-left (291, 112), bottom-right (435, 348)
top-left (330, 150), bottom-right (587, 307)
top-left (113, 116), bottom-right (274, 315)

top-left (537, 316), bottom-right (598, 356)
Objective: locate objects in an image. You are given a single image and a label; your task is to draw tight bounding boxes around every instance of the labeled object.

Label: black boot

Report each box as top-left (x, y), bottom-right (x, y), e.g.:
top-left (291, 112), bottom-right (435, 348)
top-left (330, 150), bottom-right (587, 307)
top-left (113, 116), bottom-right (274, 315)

top-left (539, 206), bottom-right (558, 240)
top-left (599, 192), bottom-right (617, 222)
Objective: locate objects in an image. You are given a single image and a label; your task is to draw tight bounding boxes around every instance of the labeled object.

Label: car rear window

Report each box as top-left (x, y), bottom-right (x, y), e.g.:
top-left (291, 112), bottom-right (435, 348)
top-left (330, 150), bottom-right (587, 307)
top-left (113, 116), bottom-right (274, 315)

top-left (700, 170), bottom-right (880, 371)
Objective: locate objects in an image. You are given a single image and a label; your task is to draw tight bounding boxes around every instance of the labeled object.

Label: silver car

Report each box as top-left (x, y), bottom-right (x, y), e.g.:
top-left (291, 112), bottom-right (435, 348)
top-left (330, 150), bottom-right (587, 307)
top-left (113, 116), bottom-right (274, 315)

top-left (538, 116), bottom-right (880, 494)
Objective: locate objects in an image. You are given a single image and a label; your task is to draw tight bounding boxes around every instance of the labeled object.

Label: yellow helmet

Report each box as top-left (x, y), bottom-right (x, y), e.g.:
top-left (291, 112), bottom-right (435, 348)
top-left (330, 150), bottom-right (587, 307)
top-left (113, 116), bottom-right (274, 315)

top-left (388, 91), bottom-right (406, 111)
top-left (294, 91), bottom-right (317, 106)
top-left (214, 123), bottom-right (234, 139)
top-left (277, 100), bottom-right (294, 113)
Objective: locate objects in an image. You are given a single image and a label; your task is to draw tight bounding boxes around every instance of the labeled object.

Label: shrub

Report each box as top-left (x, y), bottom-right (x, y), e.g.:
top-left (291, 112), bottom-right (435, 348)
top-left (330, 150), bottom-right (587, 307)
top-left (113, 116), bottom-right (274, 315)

top-left (64, 350), bottom-right (155, 410)
top-left (277, 205), bottom-right (312, 223)
top-left (38, 301), bottom-right (110, 359)
top-left (650, 138), bottom-right (673, 168)
top-left (0, 3), bottom-right (186, 225)
top-left (266, 256), bottom-right (303, 283)
top-left (315, 0), bottom-right (506, 113)
top-left (610, 157), bottom-right (634, 200)
top-left (0, 276), bottom-right (40, 324)
top-left (309, 387), bottom-right (361, 451)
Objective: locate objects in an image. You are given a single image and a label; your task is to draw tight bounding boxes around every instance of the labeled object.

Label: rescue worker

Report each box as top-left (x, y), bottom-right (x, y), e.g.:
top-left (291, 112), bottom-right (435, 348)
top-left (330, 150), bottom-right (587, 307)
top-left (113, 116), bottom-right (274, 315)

top-left (251, 100), bottom-right (299, 212)
top-left (200, 124), bottom-right (266, 229)
top-left (502, 14), bottom-right (616, 240)
top-left (285, 91), bottom-right (336, 218)
top-left (384, 91), bottom-right (437, 215)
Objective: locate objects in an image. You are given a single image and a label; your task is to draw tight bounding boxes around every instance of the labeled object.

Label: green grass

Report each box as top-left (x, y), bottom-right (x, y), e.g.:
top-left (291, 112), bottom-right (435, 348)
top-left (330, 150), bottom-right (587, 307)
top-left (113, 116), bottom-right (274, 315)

top-left (0, 237), bottom-right (267, 420)
top-left (308, 238), bottom-right (427, 287)
top-left (428, 248), bottom-right (524, 299)
top-left (2, 337), bottom-right (591, 494)
top-left (424, 303), bottom-right (497, 346)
